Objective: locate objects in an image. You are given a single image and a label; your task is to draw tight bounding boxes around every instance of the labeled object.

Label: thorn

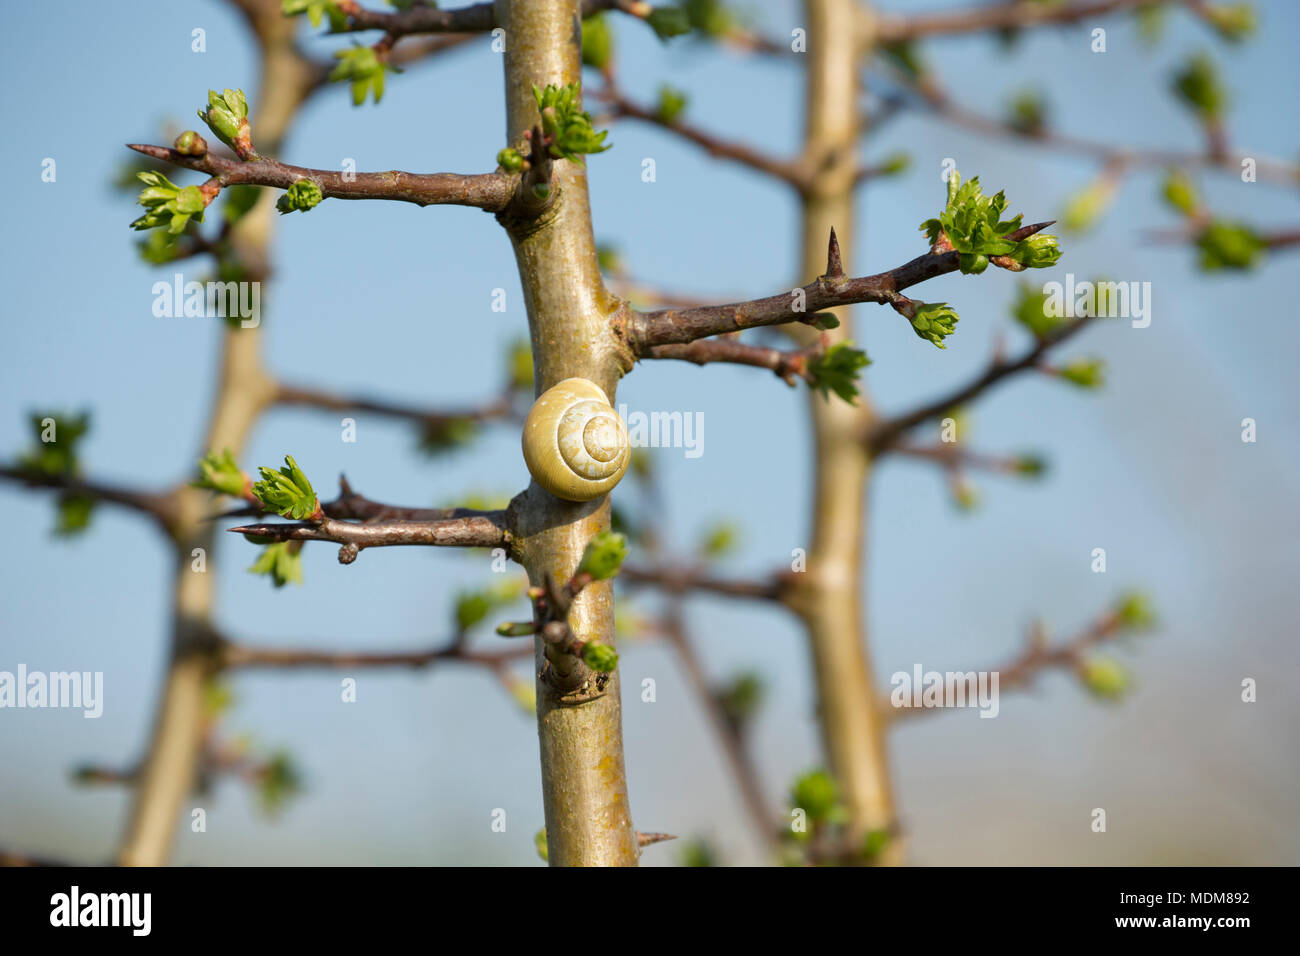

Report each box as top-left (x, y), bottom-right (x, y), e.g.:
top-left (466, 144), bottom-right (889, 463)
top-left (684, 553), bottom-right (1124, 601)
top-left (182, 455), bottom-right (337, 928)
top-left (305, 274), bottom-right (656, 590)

top-left (1007, 220), bottom-right (1056, 242)
top-left (825, 227), bottom-right (844, 278)
top-left (338, 473), bottom-right (354, 496)
top-left (127, 143), bottom-right (173, 160)
top-left (637, 831), bottom-right (677, 848)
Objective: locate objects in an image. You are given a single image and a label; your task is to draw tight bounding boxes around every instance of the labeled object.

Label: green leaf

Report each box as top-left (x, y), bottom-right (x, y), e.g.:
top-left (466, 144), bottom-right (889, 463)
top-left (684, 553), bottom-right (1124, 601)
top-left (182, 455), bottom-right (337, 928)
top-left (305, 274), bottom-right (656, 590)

top-left (174, 130), bottom-right (207, 156)
top-left (19, 412), bottom-right (90, 477)
top-left (576, 530), bottom-right (627, 581)
top-left (1160, 168), bottom-right (1200, 217)
top-left (193, 448), bottom-right (248, 497)
top-left (507, 338), bottom-right (534, 391)
top-left (716, 672), bottom-right (764, 723)
top-left (1115, 591), bottom-right (1156, 630)
top-left (1014, 453), bottom-right (1048, 478)
top-left (1011, 233), bottom-right (1062, 270)
top-left (1079, 657), bottom-right (1131, 700)
top-left (1058, 357), bottom-right (1105, 388)
top-left (878, 151), bottom-right (911, 176)
top-left (656, 85), bottom-right (688, 124)
top-left (581, 12), bottom-right (614, 70)
top-left (282, 0), bottom-right (346, 31)
top-left (920, 168), bottom-right (1057, 271)
top-left (251, 455), bottom-right (319, 520)
top-left (581, 641), bottom-right (620, 673)
top-left (909, 302), bottom-right (959, 349)
top-left (1136, 2), bottom-right (1166, 44)
top-left (534, 828), bottom-right (549, 862)
top-left (808, 341), bottom-right (871, 402)
top-left (416, 417), bottom-right (479, 456)
top-left (862, 828), bottom-right (892, 860)
top-left (1172, 52), bottom-right (1226, 121)
top-left (790, 769), bottom-right (838, 823)
top-left (331, 47), bottom-right (389, 106)
top-left (276, 178), bottom-right (324, 214)
top-left (532, 83), bottom-right (611, 160)
top-left (198, 88), bottom-right (250, 151)
top-left (697, 521), bottom-right (739, 560)
top-left (646, 6), bottom-right (691, 40)
top-left (248, 541), bottom-right (304, 588)
top-left (1061, 180), bottom-right (1115, 233)
top-left (497, 147), bottom-right (524, 173)
top-left (1196, 220), bottom-right (1266, 271)
top-left (1204, 3), bottom-right (1256, 42)
top-left (130, 170), bottom-right (207, 234)
top-left (257, 751), bottom-right (303, 815)
top-left (55, 493), bottom-right (95, 537)
top-left (223, 185), bottom-right (261, 224)
top-left (1010, 281), bottom-right (1059, 339)
top-left (680, 839), bottom-right (716, 867)
top-left (1007, 89), bottom-right (1047, 136)
top-left (455, 580), bottom-right (522, 633)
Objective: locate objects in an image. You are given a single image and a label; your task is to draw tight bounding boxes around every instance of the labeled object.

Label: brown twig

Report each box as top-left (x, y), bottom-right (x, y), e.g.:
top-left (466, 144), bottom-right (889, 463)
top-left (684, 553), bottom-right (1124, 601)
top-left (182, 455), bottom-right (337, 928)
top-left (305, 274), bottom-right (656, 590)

top-left (597, 87), bottom-right (809, 188)
top-left (620, 564), bottom-right (788, 603)
top-left (866, 316), bottom-right (1094, 455)
top-left (621, 222), bottom-right (1055, 351)
top-left (642, 335), bottom-right (827, 387)
top-left (0, 466), bottom-right (179, 532)
top-left (887, 610), bottom-right (1128, 720)
top-left (126, 144), bottom-right (515, 211)
top-left (227, 511), bottom-right (512, 553)
top-left (875, 0), bottom-right (1182, 43)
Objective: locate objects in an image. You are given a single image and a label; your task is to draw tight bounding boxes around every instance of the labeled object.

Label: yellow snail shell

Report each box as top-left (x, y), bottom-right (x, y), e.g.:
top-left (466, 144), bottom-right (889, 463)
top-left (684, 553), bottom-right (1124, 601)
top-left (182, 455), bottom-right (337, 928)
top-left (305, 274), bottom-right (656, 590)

top-left (522, 378), bottom-right (630, 502)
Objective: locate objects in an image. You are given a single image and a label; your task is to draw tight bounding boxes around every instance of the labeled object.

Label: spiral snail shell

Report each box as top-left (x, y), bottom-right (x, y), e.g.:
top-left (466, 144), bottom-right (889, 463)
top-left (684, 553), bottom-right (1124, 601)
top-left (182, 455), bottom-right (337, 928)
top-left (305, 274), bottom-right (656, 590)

top-left (522, 378), bottom-right (630, 502)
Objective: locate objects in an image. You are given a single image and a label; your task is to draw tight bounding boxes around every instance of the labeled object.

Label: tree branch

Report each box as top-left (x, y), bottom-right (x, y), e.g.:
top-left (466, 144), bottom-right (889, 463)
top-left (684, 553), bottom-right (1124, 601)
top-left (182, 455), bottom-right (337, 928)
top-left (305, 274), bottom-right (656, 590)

top-left (596, 86), bottom-right (808, 188)
top-left (126, 143), bottom-right (515, 211)
top-left (866, 316), bottom-right (1094, 455)
top-left (220, 639), bottom-right (528, 670)
top-left (620, 222), bottom-right (1055, 352)
top-left (329, 0), bottom-right (496, 37)
top-left (875, 0), bottom-right (1176, 43)
top-left (228, 510), bottom-right (511, 553)
top-left (884, 74), bottom-right (1300, 187)
top-left (275, 382), bottom-right (517, 429)
top-left (642, 335), bottom-right (827, 386)
top-left (0, 466), bottom-right (179, 532)
top-left (620, 564), bottom-right (789, 603)
top-left (887, 610), bottom-right (1129, 720)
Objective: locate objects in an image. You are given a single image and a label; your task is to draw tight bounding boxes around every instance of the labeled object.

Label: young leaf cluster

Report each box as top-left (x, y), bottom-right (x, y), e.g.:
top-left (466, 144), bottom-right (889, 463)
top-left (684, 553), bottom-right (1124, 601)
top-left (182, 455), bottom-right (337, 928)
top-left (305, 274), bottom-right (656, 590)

top-left (131, 171), bottom-right (206, 235)
top-left (920, 170), bottom-right (1061, 274)
top-left (808, 342), bottom-right (870, 403)
top-left (331, 47), bottom-right (390, 107)
top-left (533, 84), bottom-right (610, 160)
top-left (251, 456), bottom-right (319, 520)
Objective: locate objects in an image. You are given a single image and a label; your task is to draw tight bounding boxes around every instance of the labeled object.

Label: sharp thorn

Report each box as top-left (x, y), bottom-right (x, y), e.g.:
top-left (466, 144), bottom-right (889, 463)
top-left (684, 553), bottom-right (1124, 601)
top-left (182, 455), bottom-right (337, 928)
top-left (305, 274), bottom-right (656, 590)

top-left (825, 227), bottom-right (845, 278)
top-left (637, 831), bottom-right (678, 847)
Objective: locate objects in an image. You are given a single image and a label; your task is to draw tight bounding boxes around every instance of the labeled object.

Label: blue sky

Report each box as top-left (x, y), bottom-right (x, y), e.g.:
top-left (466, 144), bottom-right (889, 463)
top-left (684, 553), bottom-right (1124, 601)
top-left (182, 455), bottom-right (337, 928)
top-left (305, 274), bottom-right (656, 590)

top-left (1, 0), bottom-right (1298, 865)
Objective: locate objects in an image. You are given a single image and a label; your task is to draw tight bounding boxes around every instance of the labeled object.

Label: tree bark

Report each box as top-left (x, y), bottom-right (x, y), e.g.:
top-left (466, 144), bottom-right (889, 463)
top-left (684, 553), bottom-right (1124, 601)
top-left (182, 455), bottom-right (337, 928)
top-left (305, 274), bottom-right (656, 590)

top-left (496, 0), bottom-right (639, 867)
top-left (116, 3), bottom-right (312, 865)
top-left (786, 0), bottom-right (901, 863)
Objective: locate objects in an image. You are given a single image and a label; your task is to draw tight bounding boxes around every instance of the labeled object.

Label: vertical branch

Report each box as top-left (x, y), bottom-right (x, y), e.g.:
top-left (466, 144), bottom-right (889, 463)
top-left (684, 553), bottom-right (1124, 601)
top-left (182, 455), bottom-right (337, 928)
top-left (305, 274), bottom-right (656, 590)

top-left (496, 0), bottom-right (639, 866)
top-left (785, 0), bottom-right (900, 862)
top-left (116, 1), bottom-right (313, 866)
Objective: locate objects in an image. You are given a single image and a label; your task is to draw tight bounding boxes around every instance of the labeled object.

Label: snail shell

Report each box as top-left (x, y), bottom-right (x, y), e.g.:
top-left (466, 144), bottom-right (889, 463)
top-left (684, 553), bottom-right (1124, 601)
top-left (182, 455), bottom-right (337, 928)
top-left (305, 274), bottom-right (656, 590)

top-left (522, 378), bottom-right (630, 502)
